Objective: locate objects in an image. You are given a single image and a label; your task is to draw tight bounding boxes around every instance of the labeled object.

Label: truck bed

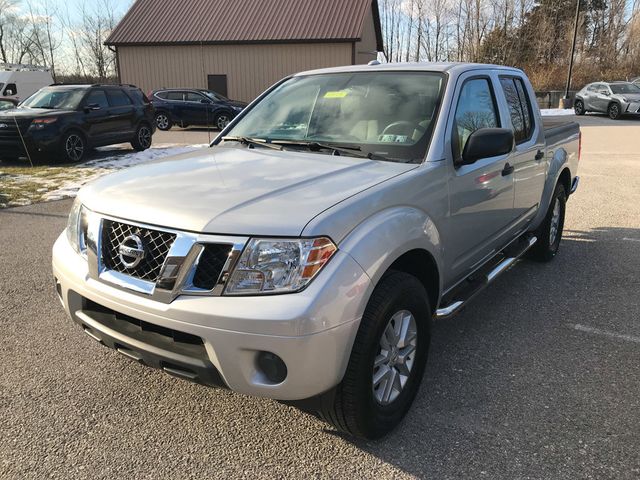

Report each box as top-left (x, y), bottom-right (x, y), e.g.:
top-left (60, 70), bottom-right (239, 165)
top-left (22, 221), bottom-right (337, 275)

top-left (542, 118), bottom-right (580, 147)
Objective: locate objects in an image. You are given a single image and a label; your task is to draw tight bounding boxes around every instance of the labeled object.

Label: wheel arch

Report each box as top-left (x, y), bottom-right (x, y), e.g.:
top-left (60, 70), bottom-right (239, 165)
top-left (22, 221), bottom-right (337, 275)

top-left (385, 249), bottom-right (440, 314)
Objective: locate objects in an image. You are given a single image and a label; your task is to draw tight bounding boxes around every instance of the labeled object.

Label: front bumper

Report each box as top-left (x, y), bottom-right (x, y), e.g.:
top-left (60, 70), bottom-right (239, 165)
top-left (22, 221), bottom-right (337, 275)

top-left (52, 232), bottom-right (371, 400)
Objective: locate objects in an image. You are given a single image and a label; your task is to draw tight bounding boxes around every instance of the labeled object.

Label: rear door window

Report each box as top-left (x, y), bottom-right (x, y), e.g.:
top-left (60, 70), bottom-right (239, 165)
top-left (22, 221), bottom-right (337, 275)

top-left (106, 89), bottom-right (133, 107)
top-left (85, 89), bottom-right (109, 109)
top-left (166, 91), bottom-right (184, 101)
top-left (453, 77), bottom-right (500, 160)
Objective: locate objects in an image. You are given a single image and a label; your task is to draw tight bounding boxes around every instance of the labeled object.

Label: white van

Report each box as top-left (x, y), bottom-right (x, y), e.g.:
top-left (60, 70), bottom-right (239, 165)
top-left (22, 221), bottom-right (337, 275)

top-left (0, 64), bottom-right (54, 104)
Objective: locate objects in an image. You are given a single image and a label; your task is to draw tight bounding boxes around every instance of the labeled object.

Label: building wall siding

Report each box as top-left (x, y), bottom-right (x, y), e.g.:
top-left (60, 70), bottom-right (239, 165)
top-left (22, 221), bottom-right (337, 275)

top-left (355, 6), bottom-right (379, 64)
top-left (118, 43), bottom-right (353, 102)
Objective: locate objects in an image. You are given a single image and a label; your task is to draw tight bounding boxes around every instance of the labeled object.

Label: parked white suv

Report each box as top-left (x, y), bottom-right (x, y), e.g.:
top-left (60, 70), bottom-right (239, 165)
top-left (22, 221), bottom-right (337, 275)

top-left (53, 63), bottom-right (580, 439)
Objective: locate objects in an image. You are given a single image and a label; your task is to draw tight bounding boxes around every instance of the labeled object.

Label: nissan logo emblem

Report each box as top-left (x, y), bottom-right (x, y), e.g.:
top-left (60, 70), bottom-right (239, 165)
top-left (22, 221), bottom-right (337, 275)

top-left (118, 234), bottom-right (145, 268)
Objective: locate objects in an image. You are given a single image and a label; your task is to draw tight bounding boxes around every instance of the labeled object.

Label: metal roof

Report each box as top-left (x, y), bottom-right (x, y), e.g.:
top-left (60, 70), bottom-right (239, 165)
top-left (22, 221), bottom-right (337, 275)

top-left (105, 0), bottom-right (383, 49)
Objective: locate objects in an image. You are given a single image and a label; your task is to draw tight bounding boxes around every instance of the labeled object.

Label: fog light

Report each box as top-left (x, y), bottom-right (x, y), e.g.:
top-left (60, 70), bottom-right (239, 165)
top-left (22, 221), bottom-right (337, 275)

top-left (54, 277), bottom-right (63, 305)
top-left (257, 351), bottom-right (287, 384)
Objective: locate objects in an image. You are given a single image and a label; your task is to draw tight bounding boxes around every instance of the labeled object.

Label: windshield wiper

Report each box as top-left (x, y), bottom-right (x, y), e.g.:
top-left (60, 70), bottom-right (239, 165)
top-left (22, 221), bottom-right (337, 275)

top-left (270, 140), bottom-right (389, 161)
top-left (221, 136), bottom-right (283, 151)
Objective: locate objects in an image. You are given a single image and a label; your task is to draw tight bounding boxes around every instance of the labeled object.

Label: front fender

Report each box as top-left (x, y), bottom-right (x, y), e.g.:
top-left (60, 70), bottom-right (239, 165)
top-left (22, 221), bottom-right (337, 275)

top-left (338, 206), bottom-right (444, 304)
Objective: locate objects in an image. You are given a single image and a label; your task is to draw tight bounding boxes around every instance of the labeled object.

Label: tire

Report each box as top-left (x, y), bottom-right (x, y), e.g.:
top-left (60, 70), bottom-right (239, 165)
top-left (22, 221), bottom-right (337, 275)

top-left (608, 102), bottom-right (621, 120)
top-left (574, 100), bottom-right (585, 115)
top-left (528, 182), bottom-right (567, 262)
top-left (131, 123), bottom-right (153, 151)
top-left (59, 130), bottom-right (86, 163)
top-left (318, 271), bottom-right (431, 439)
top-left (155, 112), bottom-right (172, 130)
top-left (214, 112), bottom-right (231, 130)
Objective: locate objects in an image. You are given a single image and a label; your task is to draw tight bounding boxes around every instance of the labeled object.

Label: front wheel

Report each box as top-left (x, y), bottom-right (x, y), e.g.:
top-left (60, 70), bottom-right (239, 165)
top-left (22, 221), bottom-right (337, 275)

top-left (215, 112), bottom-right (231, 130)
top-left (318, 271), bottom-right (431, 439)
top-left (155, 112), bottom-right (172, 130)
top-left (608, 103), bottom-right (621, 120)
top-left (131, 124), bottom-right (153, 151)
top-left (528, 182), bottom-right (567, 262)
top-left (574, 100), bottom-right (585, 115)
top-left (60, 131), bottom-right (86, 163)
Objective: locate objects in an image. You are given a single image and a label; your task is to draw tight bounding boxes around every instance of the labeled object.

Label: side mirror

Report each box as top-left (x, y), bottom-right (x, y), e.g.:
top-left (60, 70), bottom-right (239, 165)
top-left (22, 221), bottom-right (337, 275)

top-left (84, 103), bottom-right (101, 112)
top-left (599, 90), bottom-right (610, 96)
top-left (460, 128), bottom-right (514, 166)
top-left (200, 99), bottom-right (211, 104)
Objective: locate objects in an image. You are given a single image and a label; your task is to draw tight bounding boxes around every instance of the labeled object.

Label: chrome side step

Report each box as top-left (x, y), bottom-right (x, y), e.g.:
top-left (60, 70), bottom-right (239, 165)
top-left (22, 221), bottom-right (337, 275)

top-left (435, 236), bottom-right (537, 319)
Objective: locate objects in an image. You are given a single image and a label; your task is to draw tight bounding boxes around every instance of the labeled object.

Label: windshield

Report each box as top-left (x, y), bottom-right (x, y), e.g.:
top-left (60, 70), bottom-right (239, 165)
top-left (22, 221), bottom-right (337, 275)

top-left (223, 72), bottom-right (446, 163)
top-left (610, 83), bottom-right (640, 94)
top-left (20, 88), bottom-right (86, 109)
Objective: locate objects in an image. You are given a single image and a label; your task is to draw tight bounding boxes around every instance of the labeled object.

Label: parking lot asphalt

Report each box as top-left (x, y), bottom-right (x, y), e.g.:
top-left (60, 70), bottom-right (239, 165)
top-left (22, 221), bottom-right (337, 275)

top-left (1, 118), bottom-right (639, 479)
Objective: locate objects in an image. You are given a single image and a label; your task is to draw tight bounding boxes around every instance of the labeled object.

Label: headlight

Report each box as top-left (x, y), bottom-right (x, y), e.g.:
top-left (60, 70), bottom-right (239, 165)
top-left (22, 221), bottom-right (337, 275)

top-left (66, 197), bottom-right (88, 256)
top-left (224, 237), bottom-right (336, 295)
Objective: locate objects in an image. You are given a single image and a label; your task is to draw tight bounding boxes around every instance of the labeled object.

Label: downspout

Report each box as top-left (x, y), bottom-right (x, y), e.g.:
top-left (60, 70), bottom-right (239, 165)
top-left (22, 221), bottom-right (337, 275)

top-left (107, 45), bottom-right (121, 83)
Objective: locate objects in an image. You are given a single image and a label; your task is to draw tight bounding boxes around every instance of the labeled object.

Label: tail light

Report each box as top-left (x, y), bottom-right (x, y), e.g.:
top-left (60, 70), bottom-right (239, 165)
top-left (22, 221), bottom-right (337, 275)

top-left (578, 131), bottom-right (582, 162)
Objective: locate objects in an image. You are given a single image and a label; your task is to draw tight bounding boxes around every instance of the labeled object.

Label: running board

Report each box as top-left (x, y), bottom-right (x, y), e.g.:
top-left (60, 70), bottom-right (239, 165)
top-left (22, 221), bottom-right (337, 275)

top-left (435, 236), bottom-right (537, 319)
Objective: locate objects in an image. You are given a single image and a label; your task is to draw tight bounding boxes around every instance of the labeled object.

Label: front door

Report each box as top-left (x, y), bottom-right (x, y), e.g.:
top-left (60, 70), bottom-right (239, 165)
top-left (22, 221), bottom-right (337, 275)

top-left (82, 89), bottom-right (112, 144)
top-left (444, 74), bottom-right (516, 285)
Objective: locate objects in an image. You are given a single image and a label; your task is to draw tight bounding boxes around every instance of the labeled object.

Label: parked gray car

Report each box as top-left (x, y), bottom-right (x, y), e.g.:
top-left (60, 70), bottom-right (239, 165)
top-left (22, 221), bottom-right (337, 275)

top-left (574, 81), bottom-right (640, 119)
top-left (53, 62), bottom-right (580, 439)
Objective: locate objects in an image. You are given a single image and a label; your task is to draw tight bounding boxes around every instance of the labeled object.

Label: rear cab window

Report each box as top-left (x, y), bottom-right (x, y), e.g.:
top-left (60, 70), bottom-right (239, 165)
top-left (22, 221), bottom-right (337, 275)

top-left (3, 83), bottom-right (17, 96)
top-left (452, 77), bottom-right (500, 160)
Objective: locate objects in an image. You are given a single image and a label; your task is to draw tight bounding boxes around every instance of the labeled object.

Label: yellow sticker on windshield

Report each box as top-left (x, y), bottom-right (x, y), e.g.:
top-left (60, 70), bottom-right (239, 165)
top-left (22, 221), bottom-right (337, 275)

top-left (324, 91), bottom-right (348, 98)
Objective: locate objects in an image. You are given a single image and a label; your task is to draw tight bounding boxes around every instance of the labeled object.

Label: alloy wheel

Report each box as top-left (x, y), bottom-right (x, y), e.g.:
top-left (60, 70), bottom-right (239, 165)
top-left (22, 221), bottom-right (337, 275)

top-left (549, 198), bottom-right (561, 246)
top-left (156, 114), bottom-right (169, 130)
top-left (138, 126), bottom-right (152, 148)
top-left (372, 310), bottom-right (418, 405)
top-left (65, 134), bottom-right (84, 162)
top-left (216, 115), bottom-right (230, 130)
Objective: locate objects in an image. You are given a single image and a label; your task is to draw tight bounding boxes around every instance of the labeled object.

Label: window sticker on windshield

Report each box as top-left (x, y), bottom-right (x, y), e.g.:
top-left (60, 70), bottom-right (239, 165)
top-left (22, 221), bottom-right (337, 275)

top-left (324, 91), bottom-right (348, 99)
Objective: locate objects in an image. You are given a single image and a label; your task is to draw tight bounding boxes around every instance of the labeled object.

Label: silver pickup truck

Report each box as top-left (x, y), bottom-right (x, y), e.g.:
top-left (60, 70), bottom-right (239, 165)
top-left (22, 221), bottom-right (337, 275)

top-left (52, 62), bottom-right (580, 439)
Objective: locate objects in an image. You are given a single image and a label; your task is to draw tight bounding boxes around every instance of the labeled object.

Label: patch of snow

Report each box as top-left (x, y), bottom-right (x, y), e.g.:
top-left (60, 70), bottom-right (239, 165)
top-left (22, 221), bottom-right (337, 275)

top-left (540, 109), bottom-right (575, 116)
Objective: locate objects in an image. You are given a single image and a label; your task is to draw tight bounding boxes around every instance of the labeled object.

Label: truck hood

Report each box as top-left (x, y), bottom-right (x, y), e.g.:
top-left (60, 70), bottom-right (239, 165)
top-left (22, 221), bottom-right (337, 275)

top-left (80, 146), bottom-right (416, 236)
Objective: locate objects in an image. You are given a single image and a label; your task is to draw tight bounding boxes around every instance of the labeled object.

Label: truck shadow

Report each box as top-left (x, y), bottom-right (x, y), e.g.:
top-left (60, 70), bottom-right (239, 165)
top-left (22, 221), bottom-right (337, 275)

top-left (328, 226), bottom-right (640, 477)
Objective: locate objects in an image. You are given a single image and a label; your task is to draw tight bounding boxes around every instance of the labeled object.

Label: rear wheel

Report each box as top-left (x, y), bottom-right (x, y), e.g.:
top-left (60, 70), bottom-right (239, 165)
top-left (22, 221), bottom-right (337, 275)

top-left (318, 271), bottom-right (431, 439)
top-left (574, 100), bottom-right (585, 115)
top-left (155, 112), bottom-right (172, 130)
top-left (60, 131), bottom-right (86, 163)
top-left (528, 182), bottom-right (566, 262)
top-left (608, 102), bottom-right (621, 120)
top-left (131, 123), bottom-right (153, 151)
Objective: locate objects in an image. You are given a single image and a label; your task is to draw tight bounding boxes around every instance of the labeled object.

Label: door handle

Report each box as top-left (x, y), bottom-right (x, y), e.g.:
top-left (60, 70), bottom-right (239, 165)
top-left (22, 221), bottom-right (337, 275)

top-left (535, 150), bottom-right (544, 161)
top-left (501, 163), bottom-right (514, 176)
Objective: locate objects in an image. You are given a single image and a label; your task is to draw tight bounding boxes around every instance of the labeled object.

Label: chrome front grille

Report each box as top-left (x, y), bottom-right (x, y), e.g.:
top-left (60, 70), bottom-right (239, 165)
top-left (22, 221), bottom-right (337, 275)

top-left (101, 219), bottom-right (177, 282)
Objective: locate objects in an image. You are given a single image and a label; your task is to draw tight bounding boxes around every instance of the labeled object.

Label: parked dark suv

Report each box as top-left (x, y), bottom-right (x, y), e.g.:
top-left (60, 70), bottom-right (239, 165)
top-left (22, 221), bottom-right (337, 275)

top-left (150, 88), bottom-right (246, 131)
top-left (0, 84), bottom-right (155, 163)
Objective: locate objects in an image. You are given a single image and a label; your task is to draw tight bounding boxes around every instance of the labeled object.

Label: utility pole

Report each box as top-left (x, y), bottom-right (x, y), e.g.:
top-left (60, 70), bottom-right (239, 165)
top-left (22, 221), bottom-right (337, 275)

top-left (562, 0), bottom-right (581, 108)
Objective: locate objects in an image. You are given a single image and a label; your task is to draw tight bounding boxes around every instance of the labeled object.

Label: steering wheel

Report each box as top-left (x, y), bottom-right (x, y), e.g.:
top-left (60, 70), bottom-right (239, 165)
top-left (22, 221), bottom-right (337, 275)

top-left (381, 121), bottom-right (417, 136)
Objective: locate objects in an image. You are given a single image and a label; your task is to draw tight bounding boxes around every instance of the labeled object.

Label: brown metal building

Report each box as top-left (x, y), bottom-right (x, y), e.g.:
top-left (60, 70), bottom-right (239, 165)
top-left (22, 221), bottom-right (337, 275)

top-left (105, 0), bottom-right (384, 102)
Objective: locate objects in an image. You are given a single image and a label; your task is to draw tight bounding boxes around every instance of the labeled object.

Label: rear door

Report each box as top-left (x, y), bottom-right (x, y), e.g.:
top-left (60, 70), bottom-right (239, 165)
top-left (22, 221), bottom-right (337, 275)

top-left (497, 75), bottom-right (546, 219)
top-left (445, 73), bottom-right (516, 283)
top-left (105, 88), bottom-right (136, 140)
